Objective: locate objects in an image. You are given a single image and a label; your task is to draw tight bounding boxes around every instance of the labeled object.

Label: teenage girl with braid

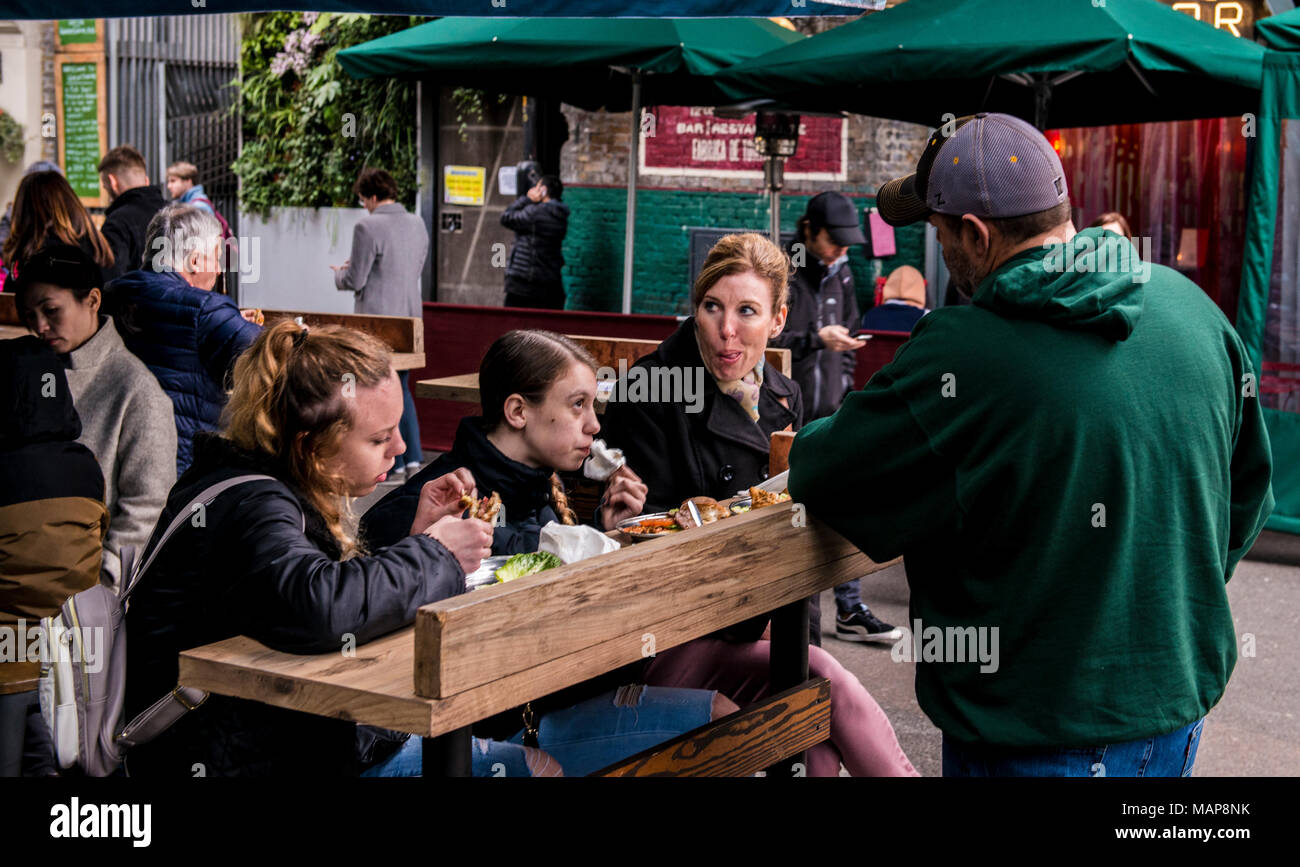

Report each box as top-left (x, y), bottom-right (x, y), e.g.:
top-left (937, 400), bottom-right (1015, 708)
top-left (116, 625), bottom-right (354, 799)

top-left (359, 330), bottom-right (735, 776)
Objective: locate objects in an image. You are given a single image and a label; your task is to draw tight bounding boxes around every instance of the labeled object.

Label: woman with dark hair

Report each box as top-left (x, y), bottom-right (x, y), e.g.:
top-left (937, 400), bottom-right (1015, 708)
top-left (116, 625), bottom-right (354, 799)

top-left (122, 319), bottom-right (538, 777)
top-left (360, 329), bottom-right (737, 776)
top-left (330, 166), bottom-right (428, 481)
top-left (13, 244), bottom-right (175, 590)
top-left (1, 170), bottom-right (114, 283)
top-left (601, 232), bottom-right (919, 777)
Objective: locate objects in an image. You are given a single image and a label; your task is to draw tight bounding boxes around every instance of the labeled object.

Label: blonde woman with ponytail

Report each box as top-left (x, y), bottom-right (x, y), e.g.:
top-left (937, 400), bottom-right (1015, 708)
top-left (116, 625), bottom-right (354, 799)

top-left (123, 320), bottom-right (560, 778)
top-left (361, 330), bottom-right (738, 777)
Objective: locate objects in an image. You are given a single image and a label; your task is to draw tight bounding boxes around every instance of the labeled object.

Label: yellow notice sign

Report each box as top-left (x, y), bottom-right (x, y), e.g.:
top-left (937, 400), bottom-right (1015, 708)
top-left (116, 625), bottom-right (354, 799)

top-left (444, 165), bottom-right (486, 206)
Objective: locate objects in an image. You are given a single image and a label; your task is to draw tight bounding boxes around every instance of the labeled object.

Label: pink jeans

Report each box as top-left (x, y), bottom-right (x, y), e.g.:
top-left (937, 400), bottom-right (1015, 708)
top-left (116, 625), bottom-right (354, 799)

top-left (644, 638), bottom-right (919, 777)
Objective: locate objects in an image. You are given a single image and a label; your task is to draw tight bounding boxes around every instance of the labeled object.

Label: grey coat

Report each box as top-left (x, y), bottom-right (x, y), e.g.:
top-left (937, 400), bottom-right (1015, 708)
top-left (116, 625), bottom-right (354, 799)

top-left (334, 203), bottom-right (429, 318)
top-left (63, 316), bottom-right (177, 588)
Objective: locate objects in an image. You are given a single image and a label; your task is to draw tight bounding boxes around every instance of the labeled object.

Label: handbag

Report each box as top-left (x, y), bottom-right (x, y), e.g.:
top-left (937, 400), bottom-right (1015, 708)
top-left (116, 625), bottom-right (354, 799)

top-left (38, 474), bottom-right (302, 775)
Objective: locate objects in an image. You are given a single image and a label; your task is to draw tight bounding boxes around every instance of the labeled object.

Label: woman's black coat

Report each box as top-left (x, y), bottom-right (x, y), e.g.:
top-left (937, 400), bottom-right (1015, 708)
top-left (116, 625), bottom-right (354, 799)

top-left (601, 317), bottom-right (803, 513)
top-left (124, 433), bottom-right (466, 777)
top-left (600, 318), bottom-right (814, 644)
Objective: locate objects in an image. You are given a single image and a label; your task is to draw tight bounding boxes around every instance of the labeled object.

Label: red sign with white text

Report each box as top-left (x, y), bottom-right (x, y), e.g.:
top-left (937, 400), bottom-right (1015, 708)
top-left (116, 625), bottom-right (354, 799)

top-left (639, 106), bottom-right (846, 181)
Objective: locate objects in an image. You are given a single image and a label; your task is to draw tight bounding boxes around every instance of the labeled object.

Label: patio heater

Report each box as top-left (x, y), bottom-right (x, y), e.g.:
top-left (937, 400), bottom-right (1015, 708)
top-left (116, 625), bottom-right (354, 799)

top-left (753, 111), bottom-right (801, 245)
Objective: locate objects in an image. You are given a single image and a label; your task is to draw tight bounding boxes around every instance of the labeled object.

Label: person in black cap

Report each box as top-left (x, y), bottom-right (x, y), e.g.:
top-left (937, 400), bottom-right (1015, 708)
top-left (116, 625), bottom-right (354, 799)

top-left (11, 244), bottom-right (176, 591)
top-left (790, 112), bottom-right (1273, 776)
top-left (774, 192), bottom-right (867, 423)
top-left (773, 191), bottom-right (901, 645)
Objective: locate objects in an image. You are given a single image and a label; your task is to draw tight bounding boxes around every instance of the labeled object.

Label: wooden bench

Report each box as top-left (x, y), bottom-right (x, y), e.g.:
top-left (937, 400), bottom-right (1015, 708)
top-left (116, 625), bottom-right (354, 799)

top-left (0, 296), bottom-right (426, 371)
top-left (179, 498), bottom-right (897, 777)
top-left (260, 309), bottom-right (425, 371)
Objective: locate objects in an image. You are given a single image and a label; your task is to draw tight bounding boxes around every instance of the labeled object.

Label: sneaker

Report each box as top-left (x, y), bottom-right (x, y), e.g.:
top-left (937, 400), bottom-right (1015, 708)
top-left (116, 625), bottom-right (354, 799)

top-left (404, 461), bottom-right (422, 475)
top-left (387, 464), bottom-right (406, 482)
top-left (835, 604), bottom-right (902, 643)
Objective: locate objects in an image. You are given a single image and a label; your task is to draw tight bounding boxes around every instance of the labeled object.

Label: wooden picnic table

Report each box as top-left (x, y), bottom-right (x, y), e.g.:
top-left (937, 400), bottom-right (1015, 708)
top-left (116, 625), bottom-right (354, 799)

top-left (178, 480), bottom-right (896, 776)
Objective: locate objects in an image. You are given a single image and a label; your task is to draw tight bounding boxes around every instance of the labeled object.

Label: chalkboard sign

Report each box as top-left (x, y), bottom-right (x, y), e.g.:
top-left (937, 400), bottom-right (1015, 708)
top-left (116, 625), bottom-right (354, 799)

top-left (56, 57), bottom-right (107, 206)
top-left (57, 20), bottom-right (98, 45)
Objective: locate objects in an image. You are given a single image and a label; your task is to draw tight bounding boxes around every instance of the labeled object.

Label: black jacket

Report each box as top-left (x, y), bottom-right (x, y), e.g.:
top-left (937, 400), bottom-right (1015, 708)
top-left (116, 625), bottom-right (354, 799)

top-left (0, 337), bottom-right (107, 694)
top-left (600, 319), bottom-right (808, 645)
top-left (101, 185), bottom-right (167, 280)
top-left (602, 317), bottom-right (803, 513)
top-left (770, 251), bottom-right (860, 421)
top-left (500, 195), bottom-right (569, 288)
top-left (362, 416), bottom-right (562, 556)
top-left (123, 433), bottom-right (466, 777)
top-left (360, 415), bottom-right (643, 740)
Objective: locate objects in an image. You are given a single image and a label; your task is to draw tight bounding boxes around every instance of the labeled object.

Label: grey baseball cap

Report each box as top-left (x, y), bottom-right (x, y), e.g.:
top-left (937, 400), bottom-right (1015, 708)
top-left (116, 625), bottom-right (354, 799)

top-left (876, 113), bottom-right (1068, 227)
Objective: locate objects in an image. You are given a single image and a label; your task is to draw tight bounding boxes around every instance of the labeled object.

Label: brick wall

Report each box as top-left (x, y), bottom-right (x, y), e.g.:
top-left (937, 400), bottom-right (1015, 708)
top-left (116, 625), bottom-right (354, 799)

top-left (561, 186), bottom-right (926, 315)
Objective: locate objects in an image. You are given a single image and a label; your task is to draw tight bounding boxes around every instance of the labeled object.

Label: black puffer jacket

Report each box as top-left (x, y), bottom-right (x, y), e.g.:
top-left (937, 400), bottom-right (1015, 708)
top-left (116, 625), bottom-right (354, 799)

top-left (123, 433), bottom-right (466, 777)
top-left (770, 249), bottom-right (860, 421)
top-left (500, 195), bottom-right (569, 287)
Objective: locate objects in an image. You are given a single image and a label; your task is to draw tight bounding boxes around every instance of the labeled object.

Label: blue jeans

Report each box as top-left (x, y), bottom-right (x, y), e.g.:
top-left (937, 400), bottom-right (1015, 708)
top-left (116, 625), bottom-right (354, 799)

top-left (396, 371), bottom-right (423, 467)
top-left (942, 718), bottom-right (1206, 777)
top-left (833, 579), bottom-right (862, 614)
top-left (361, 735), bottom-right (535, 778)
top-left (362, 685), bottom-right (716, 778)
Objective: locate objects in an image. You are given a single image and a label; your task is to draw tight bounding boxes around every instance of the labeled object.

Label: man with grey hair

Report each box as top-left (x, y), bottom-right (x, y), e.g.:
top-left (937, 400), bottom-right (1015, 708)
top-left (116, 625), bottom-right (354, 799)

top-left (104, 203), bottom-right (261, 474)
top-left (790, 113), bottom-right (1273, 777)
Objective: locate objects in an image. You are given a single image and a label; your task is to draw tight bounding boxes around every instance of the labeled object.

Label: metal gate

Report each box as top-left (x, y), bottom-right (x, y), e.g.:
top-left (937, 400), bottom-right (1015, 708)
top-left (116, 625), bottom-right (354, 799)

top-left (105, 14), bottom-right (240, 287)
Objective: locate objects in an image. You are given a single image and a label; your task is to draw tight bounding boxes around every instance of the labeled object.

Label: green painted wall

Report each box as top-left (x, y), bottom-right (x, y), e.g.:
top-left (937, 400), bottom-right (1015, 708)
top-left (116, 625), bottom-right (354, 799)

top-left (561, 186), bottom-right (928, 315)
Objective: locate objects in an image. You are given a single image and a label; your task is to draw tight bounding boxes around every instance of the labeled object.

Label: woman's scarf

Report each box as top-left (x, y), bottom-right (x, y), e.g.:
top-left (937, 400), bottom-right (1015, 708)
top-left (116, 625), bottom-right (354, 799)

top-left (696, 325), bottom-right (765, 423)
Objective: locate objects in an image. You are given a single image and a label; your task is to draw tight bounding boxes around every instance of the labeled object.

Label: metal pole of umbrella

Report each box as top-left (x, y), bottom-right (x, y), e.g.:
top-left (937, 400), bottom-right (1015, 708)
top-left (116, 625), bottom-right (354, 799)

top-left (767, 156), bottom-right (784, 245)
top-left (622, 71), bottom-right (642, 315)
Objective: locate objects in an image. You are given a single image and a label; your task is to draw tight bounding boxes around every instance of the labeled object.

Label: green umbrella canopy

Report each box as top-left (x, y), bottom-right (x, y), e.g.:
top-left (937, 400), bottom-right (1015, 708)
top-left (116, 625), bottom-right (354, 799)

top-left (337, 16), bottom-right (805, 110)
top-left (1258, 8), bottom-right (1300, 52)
top-left (716, 0), bottom-right (1264, 128)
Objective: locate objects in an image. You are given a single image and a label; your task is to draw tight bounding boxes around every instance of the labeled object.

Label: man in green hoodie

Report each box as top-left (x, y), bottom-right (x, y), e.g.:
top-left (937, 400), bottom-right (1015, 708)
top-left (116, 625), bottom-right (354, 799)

top-left (788, 113), bottom-right (1274, 777)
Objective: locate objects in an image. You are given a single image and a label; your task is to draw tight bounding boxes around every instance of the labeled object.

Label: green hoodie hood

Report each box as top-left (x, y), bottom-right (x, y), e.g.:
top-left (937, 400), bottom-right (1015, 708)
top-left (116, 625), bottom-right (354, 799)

top-left (972, 227), bottom-right (1147, 342)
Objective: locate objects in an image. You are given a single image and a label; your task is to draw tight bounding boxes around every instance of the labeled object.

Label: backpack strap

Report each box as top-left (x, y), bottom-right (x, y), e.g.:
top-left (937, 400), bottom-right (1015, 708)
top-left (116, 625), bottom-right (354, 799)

top-left (116, 474), bottom-right (305, 753)
top-left (121, 473), bottom-right (303, 603)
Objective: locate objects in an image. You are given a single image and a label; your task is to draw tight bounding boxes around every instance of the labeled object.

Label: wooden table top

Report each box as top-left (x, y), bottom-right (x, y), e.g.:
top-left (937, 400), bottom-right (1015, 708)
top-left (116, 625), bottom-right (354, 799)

top-left (178, 504), bottom-right (895, 738)
top-left (414, 373), bottom-right (481, 404)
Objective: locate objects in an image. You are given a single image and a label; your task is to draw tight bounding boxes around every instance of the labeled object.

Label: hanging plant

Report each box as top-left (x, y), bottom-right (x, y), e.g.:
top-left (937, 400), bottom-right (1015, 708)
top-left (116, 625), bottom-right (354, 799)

top-left (231, 12), bottom-right (426, 217)
top-left (0, 111), bottom-right (25, 165)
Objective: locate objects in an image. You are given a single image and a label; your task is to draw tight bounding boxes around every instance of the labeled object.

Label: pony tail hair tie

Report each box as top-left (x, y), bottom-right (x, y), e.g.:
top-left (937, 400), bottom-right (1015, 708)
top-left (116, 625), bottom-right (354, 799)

top-left (292, 315), bottom-right (310, 348)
